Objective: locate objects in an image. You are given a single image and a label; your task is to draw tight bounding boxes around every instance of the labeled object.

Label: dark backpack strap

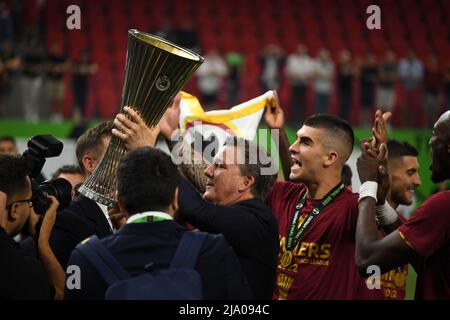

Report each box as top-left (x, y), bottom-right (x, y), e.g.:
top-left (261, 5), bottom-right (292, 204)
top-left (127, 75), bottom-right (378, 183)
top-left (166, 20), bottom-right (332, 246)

top-left (170, 231), bottom-right (208, 269)
top-left (76, 235), bottom-right (131, 285)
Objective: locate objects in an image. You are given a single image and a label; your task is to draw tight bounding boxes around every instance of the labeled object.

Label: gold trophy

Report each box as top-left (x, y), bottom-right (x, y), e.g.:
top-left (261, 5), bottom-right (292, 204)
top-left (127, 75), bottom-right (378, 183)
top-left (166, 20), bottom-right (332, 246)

top-left (79, 29), bottom-right (204, 207)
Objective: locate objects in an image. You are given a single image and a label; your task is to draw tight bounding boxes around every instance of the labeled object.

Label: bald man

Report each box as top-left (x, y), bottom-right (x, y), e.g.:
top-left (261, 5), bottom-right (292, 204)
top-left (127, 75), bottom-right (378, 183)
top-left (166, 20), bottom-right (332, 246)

top-left (356, 110), bottom-right (450, 299)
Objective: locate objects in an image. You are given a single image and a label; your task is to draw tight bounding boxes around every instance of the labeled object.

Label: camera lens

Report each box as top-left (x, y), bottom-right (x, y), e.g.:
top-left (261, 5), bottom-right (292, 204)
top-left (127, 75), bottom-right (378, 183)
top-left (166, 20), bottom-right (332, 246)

top-left (39, 178), bottom-right (72, 209)
top-left (32, 178), bottom-right (72, 215)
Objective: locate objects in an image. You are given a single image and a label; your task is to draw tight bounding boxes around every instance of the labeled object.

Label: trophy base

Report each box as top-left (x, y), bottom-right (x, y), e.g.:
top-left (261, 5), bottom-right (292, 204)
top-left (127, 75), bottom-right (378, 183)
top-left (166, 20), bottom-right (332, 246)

top-left (78, 185), bottom-right (117, 208)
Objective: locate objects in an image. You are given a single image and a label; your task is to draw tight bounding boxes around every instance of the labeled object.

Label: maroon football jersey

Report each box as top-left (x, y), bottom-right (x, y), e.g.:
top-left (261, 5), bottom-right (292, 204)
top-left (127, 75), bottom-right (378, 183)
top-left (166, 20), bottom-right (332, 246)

top-left (266, 181), bottom-right (383, 300)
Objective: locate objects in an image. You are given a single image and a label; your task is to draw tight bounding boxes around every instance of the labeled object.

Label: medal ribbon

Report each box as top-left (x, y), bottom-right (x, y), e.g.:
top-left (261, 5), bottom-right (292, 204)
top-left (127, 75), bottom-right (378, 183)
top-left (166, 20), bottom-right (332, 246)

top-left (286, 182), bottom-right (345, 251)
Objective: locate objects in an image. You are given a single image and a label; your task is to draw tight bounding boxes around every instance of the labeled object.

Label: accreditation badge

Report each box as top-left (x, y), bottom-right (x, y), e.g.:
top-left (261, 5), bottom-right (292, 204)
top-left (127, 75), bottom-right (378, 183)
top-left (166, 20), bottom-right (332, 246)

top-left (281, 250), bottom-right (294, 268)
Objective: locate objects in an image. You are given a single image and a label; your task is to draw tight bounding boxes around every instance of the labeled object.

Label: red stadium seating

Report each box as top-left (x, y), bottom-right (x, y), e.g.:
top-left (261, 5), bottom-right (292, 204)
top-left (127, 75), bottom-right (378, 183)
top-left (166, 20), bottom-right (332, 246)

top-left (41, 0), bottom-right (448, 121)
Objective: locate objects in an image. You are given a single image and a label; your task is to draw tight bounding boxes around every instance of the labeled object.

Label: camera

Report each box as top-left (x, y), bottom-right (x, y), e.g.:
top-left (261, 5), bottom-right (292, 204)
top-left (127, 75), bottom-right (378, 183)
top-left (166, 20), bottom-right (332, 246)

top-left (22, 135), bottom-right (72, 215)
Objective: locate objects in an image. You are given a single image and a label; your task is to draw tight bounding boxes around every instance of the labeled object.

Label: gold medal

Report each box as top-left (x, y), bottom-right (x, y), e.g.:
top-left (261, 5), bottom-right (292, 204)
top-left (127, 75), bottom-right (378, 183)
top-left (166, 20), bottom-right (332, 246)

top-left (281, 250), bottom-right (293, 268)
top-left (277, 273), bottom-right (294, 300)
top-left (394, 272), bottom-right (406, 288)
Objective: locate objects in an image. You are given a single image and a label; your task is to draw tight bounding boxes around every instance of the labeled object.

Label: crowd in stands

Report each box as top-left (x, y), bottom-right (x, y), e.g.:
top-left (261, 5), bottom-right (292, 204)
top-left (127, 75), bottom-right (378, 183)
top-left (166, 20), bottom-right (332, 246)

top-left (1, 1), bottom-right (449, 128)
top-left (262, 44), bottom-right (450, 127)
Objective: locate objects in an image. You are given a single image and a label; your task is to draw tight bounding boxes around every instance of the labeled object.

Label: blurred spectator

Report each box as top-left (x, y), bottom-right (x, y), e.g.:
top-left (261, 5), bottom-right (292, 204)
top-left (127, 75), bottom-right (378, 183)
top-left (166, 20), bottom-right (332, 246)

top-left (176, 19), bottom-right (200, 53)
top-left (359, 53), bottom-right (378, 127)
top-left (0, 135), bottom-right (18, 155)
top-left (337, 49), bottom-right (357, 122)
top-left (285, 44), bottom-right (314, 125)
top-left (259, 44), bottom-right (285, 93)
top-left (0, 60), bottom-right (4, 99)
top-left (10, 0), bottom-right (24, 40)
top-left (397, 50), bottom-right (424, 127)
top-left (0, 3), bottom-right (14, 45)
top-left (376, 50), bottom-right (397, 113)
top-left (225, 51), bottom-right (245, 106)
top-left (51, 165), bottom-right (84, 199)
top-left (312, 49), bottom-right (334, 114)
top-left (71, 50), bottom-right (97, 121)
top-left (0, 42), bottom-right (20, 117)
top-left (444, 66), bottom-right (450, 109)
top-left (156, 19), bottom-right (178, 43)
top-left (21, 43), bottom-right (45, 122)
top-left (196, 49), bottom-right (228, 108)
top-left (46, 43), bottom-right (69, 121)
top-left (423, 53), bottom-right (443, 128)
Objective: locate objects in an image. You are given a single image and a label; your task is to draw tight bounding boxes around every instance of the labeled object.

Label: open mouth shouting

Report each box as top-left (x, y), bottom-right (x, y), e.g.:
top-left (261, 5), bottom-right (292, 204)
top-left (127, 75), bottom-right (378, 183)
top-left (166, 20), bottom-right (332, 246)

top-left (291, 156), bottom-right (302, 171)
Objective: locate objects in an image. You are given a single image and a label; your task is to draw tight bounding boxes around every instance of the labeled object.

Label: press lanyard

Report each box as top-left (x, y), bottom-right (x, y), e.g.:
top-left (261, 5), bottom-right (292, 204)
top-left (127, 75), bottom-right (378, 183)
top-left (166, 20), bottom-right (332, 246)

top-left (127, 211), bottom-right (172, 224)
top-left (286, 182), bottom-right (345, 250)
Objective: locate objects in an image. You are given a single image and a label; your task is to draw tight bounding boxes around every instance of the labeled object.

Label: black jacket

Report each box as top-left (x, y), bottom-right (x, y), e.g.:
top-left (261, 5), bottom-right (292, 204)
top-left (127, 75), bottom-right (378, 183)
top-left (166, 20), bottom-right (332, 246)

top-left (0, 227), bottom-right (54, 299)
top-left (178, 179), bottom-right (279, 299)
top-left (63, 194), bottom-right (112, 237)
top-left (64, 220), bottom-right (252, 300)
top-left (49, 194), bottom-right (112, 268)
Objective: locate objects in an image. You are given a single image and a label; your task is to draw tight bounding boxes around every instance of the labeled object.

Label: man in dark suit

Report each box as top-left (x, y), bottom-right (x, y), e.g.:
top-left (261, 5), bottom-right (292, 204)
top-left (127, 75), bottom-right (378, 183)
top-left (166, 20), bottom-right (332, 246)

top-left (64, 147), bottom-right (251, 299)
top-left (178, 137), bottom-right (280, 300)
top-left (156, 102), bottom-right (280, 299)
top-left (50, 107), bottom-right (159, 268)
top-left (49, 121), bottom-right (113, 268)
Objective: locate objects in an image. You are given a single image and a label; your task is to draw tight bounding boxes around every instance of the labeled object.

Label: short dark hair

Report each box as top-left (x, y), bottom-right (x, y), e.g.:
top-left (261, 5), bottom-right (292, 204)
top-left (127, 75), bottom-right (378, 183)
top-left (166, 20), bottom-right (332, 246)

top-left (303, 114), bottom-right (355, 163)
top-left (75, 121), bottom-right (113, 174)
top-left (0, 135), bottom-right (16, 145)
top-left (341, 164), bottom-right (353, 187)
top-left (51, 165), bottom-right (83, 179)
top-left (117, 147), bottom-right (180, 213)
top-left (0, 155), bottom-right (29, 203)
top-left (224, 137), bottom-right (277, 200)
top-left (387, 139), bottom-right (419, 160)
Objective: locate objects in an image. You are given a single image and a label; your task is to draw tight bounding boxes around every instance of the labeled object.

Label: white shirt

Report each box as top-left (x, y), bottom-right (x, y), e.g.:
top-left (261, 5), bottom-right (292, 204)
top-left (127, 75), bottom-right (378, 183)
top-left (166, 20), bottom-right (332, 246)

top-left (398, 58), bottom-right (424, 89)
top-left (98, 203), bottom-right (114, 232)
top-left (127, 211), bottom-right (173, 224)
top-left (313, 59), bottom-right (335, 93)
top-left (286, 53), bottom-right (314, 83)
top-left (197, 56), bottom-right (228, 94)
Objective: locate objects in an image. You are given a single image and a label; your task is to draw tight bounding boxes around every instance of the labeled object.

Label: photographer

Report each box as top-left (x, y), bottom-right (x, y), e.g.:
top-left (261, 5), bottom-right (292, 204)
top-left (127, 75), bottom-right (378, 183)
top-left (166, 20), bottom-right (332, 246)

top-left (50, 107), bottom-right (160, 269)
top-left (65, 147), bottom-right (251, 299)
top-left (0, 155), bottom-right (64, 299)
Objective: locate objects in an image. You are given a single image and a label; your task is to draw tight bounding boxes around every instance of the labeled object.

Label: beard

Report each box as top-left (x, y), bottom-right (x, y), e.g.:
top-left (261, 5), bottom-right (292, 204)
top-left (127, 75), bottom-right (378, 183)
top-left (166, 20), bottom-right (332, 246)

top-left (390, 190), bottom-right (413, 207)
